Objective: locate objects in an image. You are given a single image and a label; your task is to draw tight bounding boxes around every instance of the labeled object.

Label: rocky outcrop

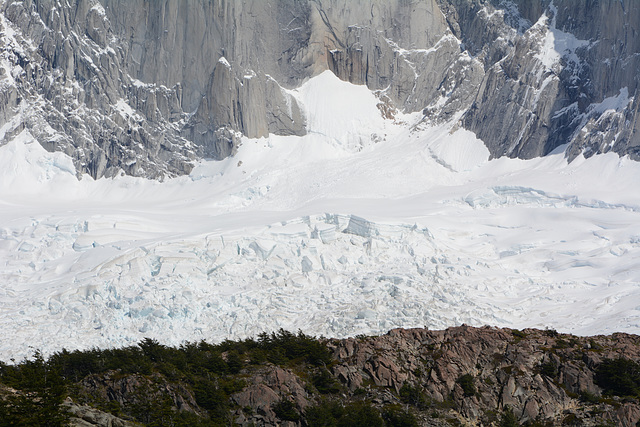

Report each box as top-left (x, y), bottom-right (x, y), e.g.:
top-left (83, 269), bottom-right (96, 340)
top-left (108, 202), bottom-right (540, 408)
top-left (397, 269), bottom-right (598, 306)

top-left (3, 326), bottom-right (640, 426)
top-left (327, 326), bottom-right (640, 426)
top-left (231, 366), bottom-right (310, 426)
top-left (63, 398), bottom-right (136, 427)
top-left (78, 370), bottom-right (203, 418)
top-left (1, 0), bottom-right (639, 179)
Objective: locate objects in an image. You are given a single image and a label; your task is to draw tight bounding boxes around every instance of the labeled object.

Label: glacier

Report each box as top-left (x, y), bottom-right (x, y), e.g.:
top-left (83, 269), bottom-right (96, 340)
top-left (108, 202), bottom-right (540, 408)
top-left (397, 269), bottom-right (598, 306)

top-left (1, 71), bottom-right (640, 361)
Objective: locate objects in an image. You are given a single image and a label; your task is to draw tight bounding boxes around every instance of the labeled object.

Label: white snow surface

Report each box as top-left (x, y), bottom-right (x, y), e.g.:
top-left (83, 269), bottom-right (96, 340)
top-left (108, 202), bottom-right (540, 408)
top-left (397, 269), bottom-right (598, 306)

top-left (2, 71), bottom-right (640, 360)
top-left (533, 2), bottom-right (590, 71)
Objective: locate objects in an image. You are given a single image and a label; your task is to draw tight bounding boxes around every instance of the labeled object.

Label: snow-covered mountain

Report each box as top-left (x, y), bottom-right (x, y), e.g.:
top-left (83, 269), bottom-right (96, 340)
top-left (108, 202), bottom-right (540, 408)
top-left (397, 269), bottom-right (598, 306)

top-left (1, 0), bottom-right (640, 360)
top-left (2, 0), bottom-right (639, 178)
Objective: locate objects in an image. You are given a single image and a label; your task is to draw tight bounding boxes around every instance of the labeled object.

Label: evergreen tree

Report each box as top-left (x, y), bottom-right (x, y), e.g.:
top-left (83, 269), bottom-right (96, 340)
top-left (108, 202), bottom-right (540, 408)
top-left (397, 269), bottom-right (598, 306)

top-left (0, 352), bottom-right (69, 426)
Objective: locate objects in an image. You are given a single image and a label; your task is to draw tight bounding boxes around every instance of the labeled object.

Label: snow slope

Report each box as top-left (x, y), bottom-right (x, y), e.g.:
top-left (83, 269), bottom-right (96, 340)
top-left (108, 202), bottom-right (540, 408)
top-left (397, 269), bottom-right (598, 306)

top-left (1, 71), bottom-right (640, 360)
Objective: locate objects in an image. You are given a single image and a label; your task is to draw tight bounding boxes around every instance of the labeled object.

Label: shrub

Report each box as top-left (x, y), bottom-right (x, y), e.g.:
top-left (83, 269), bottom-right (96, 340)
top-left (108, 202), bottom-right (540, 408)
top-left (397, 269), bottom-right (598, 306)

top-left (383, 405), bottom-right (419, 427)
top-left (273, 399), bottom-right (300, 421)
top-left (512, 329), bottom-right (527, 340)
top-left (225, 350), bottom-right (243, 374)
top-left (579, 390), bottom-right (600, 404)
top-left (305, 399), bottom-right (345, 426)
top-left (353, 387), bottom-right (367, 396)
top-left (138, 337), bottom-right (167, 362)
top-left (399, 383), bottom-right (429, 409)
top-left (499, 406), bottom-right (519, 427)
top-left (257, 329), bottom-right (332, 366)
top-left (588, 339), bottom-right (603, 351)
top-left (312, 368), bottom-right (341, 394)
top-left (539, 361), bottom-right (558, 378)
top-left (336, 401), bottom-right (383, 427)
top-left (305, 399), bottom-right (383, 427)
top-left (595, 357), bottom-right (640, 398)
top-left (562, 413), bottom-right (579, 425)
top-left (192, 378), bottom-right (230, 422)
top-left (457, 374), bottom-right (476, 397)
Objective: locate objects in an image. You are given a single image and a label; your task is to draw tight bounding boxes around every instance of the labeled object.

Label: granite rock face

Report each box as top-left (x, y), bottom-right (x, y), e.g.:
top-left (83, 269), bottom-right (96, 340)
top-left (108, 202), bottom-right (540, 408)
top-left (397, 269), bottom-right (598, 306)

top-left (326, 326), bottom-right (640, 426)
top-left (0, 0), bottom-right (639, 178)
top-left (63, 397), bottom-right (137, 427)
top-left (456, 0), bottom-right (640, 160)
top-left (0, 0), bottom-right (197, 179)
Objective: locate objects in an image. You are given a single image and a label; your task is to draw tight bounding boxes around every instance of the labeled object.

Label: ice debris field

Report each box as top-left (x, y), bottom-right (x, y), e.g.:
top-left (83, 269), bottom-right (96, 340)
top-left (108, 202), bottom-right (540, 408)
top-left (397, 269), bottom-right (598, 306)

top-left (2, 71), bottom-right (640, 360)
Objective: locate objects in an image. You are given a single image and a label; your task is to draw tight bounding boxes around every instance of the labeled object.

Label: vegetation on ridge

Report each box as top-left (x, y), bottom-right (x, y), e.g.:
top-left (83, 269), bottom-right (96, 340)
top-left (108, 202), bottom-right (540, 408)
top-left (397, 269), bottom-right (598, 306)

top-left (0, 327), bottom-right (639, 426)
top-left (0, 329), bottom-right (334, 426)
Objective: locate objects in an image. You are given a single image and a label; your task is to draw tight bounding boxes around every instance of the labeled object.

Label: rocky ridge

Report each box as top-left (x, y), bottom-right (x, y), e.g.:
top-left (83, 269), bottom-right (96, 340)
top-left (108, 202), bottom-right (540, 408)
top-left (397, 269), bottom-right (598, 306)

top-left (3, 326), bottom-right (640, 426)
top-left (1, 0), bottom-right (639, 179)
top-left (223, 325), bottom-right (640, 425)
top-left (328, 325), bottom-right (640, 426)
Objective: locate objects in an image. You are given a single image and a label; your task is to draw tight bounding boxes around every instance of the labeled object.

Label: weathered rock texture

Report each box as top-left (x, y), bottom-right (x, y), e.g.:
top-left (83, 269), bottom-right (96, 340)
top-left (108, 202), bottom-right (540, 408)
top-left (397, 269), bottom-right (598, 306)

top-left (63, 397), bottom-right (137, 427)
top-left (77, 370), bottom-right (204, 417)
top-left (78, 326), bottom-right (640, 426)
top-left (0, 0), bottom-right (639, 178)
top-left (3, 327), bottom-right (640, 426)
top-left (327, 326), bottom-right (640, 426)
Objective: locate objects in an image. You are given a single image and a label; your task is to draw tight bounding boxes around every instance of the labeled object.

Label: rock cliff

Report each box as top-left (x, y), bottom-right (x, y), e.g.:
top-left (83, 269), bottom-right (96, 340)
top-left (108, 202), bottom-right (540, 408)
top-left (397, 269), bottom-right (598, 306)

top-left (0, 0), bottom-right (639, 178)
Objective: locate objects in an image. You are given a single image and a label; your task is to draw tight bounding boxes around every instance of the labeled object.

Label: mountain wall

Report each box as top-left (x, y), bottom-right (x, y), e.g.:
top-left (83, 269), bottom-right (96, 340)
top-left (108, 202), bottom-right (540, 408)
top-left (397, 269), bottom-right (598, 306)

top-left (0, 0), bottom-right (639, 178)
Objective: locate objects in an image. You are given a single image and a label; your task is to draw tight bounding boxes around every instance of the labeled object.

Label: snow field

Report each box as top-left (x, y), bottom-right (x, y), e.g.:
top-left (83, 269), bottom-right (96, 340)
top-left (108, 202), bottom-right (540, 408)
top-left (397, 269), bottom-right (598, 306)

top-left (1, 71), bottom-right (640, 360)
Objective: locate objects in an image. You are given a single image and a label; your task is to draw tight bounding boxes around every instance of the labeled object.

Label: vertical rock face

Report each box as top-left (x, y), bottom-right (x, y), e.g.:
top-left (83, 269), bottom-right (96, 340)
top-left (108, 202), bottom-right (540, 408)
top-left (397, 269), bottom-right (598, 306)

top-left (0, 0), bottom-right (198, 178)
top-left (457, 0), bottom-right (640, 160)
top-left (0, 0), bottom-right (639, 179)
